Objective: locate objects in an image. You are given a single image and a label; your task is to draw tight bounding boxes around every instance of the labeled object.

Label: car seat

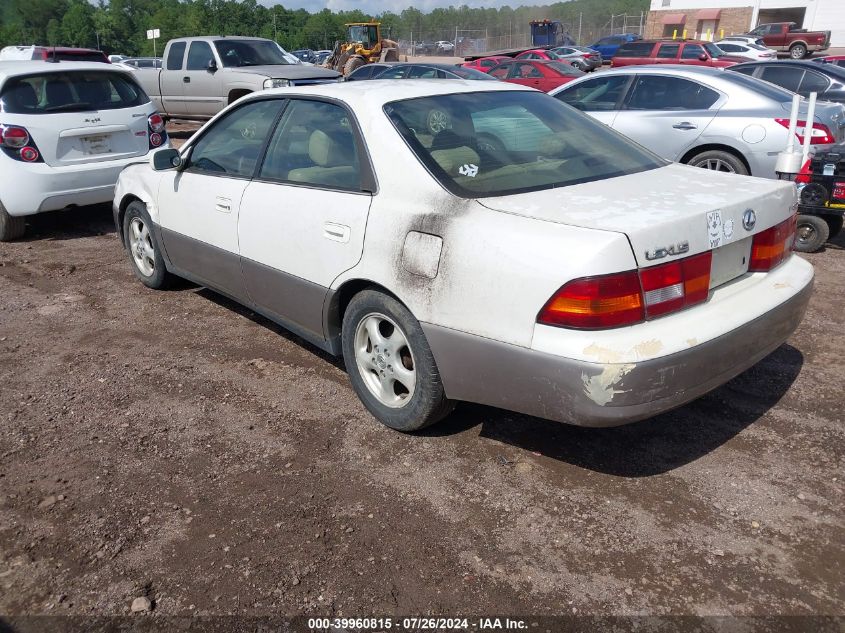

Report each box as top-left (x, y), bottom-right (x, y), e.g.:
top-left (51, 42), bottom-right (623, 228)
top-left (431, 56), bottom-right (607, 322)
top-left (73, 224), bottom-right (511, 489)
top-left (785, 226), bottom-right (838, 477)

top-left (287, 128), bottom-right (360, 189)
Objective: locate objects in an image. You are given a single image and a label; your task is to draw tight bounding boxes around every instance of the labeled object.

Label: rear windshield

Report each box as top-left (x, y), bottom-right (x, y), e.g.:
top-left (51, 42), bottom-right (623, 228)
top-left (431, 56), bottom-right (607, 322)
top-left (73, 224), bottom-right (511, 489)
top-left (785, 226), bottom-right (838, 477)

top-left (214, 40), bottom-right (292, 67)
top-left (0, 71), bottom-right (149, 114)
top-left (384, 90), bottom-right (665, 198)
top-left (45, 52), bottom-right (108, 63)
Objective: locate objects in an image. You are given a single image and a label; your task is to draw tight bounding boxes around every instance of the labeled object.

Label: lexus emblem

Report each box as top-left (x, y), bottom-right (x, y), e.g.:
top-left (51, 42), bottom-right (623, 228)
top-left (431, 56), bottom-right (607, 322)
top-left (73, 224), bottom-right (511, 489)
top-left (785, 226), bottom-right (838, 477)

top-left (742, 209), bottom-right (757, 231)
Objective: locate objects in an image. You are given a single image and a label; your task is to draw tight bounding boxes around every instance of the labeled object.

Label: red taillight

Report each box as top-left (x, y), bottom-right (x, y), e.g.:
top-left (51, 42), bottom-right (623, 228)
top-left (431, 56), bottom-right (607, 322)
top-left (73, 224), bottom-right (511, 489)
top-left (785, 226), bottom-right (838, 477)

top-left (539, 252), bottom-right (714, 330)
top-left (538, 271), bottom-right (644, 329)
top-left (19, 146), bottom-right (39, 162)
top-left (148, 113), bottom-right (165, 133)
top-left (149, 132), bottom-right (163, 147)
top-left (0, 125), bottom-right (29, 149)
top-left (749, 216), bottom-right (796, 272)
top-left (775, 118), bottom-right (835, 145)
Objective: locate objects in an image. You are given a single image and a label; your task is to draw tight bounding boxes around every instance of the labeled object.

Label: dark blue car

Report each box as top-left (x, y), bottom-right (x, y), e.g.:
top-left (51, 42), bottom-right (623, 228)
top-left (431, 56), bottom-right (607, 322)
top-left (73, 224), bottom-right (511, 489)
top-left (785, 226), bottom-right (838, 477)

top-left (589, 34), bottom-right (641, 60)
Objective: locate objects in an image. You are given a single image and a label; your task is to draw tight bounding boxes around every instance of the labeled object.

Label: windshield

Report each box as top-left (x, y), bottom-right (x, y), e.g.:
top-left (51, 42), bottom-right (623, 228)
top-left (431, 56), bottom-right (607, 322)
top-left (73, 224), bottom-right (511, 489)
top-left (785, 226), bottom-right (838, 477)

top-left (705, 43), bottom-right (726, 57)
top-left (348, 25), bottom-right (378, 48)
top-left (0, 70), bottom-right (148, 114)
top-left (214, 40), bottom-right (291, 67)
top-left (384, 91), bottom-right (664, 198)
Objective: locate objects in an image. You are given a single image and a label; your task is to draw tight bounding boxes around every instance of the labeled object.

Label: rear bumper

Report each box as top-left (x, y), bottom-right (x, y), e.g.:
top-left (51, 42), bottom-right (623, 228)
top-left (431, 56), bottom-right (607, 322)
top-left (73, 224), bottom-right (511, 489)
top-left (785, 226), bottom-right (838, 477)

top-left (0, 149), bottom-right (164, 217)
top-left (423, 261), bottom-right (813, 428)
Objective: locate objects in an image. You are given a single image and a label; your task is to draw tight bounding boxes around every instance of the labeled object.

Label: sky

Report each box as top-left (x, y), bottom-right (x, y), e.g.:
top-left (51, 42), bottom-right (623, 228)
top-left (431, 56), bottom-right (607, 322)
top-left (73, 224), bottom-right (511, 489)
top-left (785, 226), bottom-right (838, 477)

top-left (263, 0), bottom-right (560, 12)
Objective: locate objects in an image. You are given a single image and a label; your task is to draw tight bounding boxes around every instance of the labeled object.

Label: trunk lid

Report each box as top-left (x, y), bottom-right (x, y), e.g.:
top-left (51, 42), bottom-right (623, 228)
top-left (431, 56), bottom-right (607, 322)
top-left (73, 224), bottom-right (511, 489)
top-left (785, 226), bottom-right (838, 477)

top-left (478, 163), bottom-right (796, 283)
top-left (784, 99), bottom-right (845, 144)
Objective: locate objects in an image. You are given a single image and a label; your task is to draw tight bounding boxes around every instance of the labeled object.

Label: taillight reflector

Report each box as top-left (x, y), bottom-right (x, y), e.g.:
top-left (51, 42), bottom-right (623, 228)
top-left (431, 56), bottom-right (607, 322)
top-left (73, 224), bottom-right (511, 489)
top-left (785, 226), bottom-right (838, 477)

top-left (775, 118), bottom-right (835, 145)
top-left (149, 132), bottom-right (163, 147)
top-left (749, 216), bottom-right (796, 272)
top-left (19, 146), bottom-right (39, 162)
top-left (538, 271), bottom-right (644, 330)
top-left (539, 252), bottom-right (714, 330)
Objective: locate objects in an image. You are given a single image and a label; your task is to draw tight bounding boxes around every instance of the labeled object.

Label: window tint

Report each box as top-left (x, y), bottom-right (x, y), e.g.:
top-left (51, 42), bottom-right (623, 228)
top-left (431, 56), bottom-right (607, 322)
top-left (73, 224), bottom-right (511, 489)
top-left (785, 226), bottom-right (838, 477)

top-left (681, 44), bottom-right (706, 59)
top-left (656, 44), bottom-right (680, 58)
top-left (625, 76), bottom-right (720, 110)
top-left (408, 66), bottom-right (439, 78)
top-left (617, 42), bottom-right (654, 58)
top-left (555, 75), bottom-right (629, 111)
top-left (490, 64), bottom-right (511, 79)
top-left (548, 62), bottom-right (583, 77)
top-left (1, 71), bottom-right (148, 114)
top-left (513, 63), bottom-right (542, 78)
top-left (728, 65), bottom-right (756, 76)
top-left (166, 41), bottom-right (186, 70)
top-left (717, 43), bottom-right (741, 53)
top-left (384, 91), bottom-right (663, 198)
top-left (760, 65), bottom-right (804, 92)
top-left (377, 66), bottom-right (409, 79)
top-left (799, 70), bottom-right (830, 95)
top-left (214, 39), bottom-right (292, 67)
top-left (187, 99), bottom-right (283, 178)
top-left (260, 100), bottom-right (362, 191)
top-left (186, 41), bottom-right (214, 71)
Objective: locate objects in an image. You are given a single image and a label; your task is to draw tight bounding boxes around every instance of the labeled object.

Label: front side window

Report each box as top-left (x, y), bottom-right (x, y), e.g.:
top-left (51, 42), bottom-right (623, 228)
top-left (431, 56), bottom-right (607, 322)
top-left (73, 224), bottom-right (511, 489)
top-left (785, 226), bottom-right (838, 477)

top-left (555, 75), bottom-right (630, 111)
top-left (1, 71), bottom-right (148, 114)
top-left (384, 91), bottom-right (664, 198)
top-left (260, 100), bottom-right (362, 191)
top-left (681, 44), bottom-right (706, 59)
top-left (186, 41), bottom-right (215, 71)
top-left (187, 99), bottom-right (284, 178)
top-left (625, 76), bottom-right (720, 110)
top-left (618, 42), bottom-right (655, 58)
top-left (166, 42), bottom-right (186, 70)
top-left (214, 40), bottom-right (291, 67)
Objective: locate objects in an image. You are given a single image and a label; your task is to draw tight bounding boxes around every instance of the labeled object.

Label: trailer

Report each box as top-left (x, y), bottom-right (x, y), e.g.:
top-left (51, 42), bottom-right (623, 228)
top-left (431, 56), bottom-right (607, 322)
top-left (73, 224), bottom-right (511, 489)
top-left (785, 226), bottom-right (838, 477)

top-left (794, 150), bottom-right (845, 252)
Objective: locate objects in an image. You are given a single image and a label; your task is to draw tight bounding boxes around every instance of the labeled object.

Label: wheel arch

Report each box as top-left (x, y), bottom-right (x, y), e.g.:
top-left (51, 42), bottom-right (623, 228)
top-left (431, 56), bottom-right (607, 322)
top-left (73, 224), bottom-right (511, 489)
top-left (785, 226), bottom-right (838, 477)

top-left (680, 143), bottom-right (752, 176)
top-left (323, 278), bottom-right (406, 356)
top-left (228, 89), bottom-right (252, 105)
top-left (116, 194), bottom-right (144, 246)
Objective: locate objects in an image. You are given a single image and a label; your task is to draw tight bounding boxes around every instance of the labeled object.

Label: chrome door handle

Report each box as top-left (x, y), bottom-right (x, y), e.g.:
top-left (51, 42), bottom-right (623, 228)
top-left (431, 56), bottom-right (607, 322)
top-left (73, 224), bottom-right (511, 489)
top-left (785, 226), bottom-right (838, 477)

top-left (215, 197), bottom-right (231, 213)
top-left (673, 122), bottom-right (698, 130)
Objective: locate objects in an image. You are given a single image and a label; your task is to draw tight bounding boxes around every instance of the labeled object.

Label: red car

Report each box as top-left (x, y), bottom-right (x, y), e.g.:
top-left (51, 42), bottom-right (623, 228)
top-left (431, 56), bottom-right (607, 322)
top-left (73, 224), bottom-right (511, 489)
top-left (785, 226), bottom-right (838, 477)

top-left (611, 40), bottom-right (750, 68)
top-left (514, 49), bottom-right (562, 61)
top-left (461, 55), bottom-right (512, 73)
top-left (814, 55), bottom-right (845, 69)
top-left (29, 47), bottom-right (110, 63)
top-left (489, 59), bottom-right (584, 92)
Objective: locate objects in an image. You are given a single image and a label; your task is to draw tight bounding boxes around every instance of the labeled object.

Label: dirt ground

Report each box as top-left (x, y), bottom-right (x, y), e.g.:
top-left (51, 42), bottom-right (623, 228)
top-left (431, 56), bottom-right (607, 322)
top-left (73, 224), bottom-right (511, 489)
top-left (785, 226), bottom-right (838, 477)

top-left (0, 123), bottom-right (843, 622)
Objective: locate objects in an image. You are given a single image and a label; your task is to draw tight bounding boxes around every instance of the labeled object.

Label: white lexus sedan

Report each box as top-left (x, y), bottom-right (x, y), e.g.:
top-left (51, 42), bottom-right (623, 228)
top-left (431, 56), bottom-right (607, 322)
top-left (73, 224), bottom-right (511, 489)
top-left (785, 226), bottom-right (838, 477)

top-left (113, 80), bottom-right (813, 432)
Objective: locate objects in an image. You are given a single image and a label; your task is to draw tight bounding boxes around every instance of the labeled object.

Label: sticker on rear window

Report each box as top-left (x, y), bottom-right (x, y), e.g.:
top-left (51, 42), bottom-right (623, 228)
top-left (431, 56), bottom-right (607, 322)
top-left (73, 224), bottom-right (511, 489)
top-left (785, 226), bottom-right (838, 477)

top-left (707, 210), bottom-right (723, 248)
top-left (458, 163), bottom-right (479, 178)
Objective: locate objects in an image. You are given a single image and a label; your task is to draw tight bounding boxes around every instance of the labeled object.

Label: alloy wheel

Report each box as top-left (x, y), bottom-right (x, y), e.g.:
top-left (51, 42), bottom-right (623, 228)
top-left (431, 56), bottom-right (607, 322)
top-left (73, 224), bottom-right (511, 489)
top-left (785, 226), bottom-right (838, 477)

top-left (353, 312), bottom-right (416, 408)
top-left (129, 217), bottom-right (156, 277)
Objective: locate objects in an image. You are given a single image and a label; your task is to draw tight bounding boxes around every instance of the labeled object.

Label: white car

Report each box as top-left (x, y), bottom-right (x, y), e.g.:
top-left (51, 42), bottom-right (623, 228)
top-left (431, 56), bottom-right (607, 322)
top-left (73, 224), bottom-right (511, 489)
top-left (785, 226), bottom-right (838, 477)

top-left (113, 81), bottom-right (813, 432)
top-left (0, 61), bottom-right (169, 241)
top-left (720, 36), bottom-right (767, 47)
top-left (715, 40), bottom-right (777, 60)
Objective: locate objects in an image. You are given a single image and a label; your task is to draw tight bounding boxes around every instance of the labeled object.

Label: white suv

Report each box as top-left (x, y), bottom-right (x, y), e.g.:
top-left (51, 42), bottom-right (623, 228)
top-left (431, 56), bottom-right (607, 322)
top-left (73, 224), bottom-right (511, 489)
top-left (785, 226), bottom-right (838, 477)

top-left (0, 61), bottom-right (169, 240)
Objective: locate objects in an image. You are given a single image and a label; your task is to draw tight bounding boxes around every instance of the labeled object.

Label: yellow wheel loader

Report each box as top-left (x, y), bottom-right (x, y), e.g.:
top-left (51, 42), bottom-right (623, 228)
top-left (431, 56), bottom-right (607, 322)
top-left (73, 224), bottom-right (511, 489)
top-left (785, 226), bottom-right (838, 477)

top-left (327, 22), bottom-right (400, 76)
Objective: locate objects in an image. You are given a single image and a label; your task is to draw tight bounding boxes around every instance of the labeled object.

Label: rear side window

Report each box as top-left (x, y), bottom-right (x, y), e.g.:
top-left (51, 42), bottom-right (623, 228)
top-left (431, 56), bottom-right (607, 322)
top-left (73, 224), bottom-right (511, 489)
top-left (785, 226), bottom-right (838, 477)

top-left (617, 43), bottom-right (654, 57)
top-left (718, 43), bottom-right (742, 53)
top-left (45, 52), bottom-right (108, 63)
top-left (625, 76), bottom-right (720, 110)
top-left (681, 44), bottom-right (706, 59)
top-left (760, 65), bottom-right (803, 92)
top-left (0, 71), bottom-right (149, 114)
top-left (799, 70), bottom-right (830, 95)
top-left (166, 42), bottom-right (186, 70)
top-left (555, 75), bottom-right (630, 111)
top-left (656, 44), bottom-right (680, 58)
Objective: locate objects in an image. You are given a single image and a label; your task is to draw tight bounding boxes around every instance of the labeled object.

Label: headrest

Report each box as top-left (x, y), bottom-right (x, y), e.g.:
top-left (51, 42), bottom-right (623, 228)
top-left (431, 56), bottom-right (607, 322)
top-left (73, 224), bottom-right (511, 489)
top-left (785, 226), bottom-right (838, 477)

top-left (308, 128), bottom-right (354, 167)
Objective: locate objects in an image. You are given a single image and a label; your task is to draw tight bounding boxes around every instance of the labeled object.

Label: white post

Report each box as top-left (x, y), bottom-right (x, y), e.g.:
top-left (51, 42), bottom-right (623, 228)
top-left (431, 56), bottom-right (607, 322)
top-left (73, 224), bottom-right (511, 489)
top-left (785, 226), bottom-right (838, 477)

top-left (578, 13), bottom-right (582, 44)
top-left (786, 93), bottom-right (800, 152)
top-left (153, 37), bottom-right (157, 58)
top-left (801, 92), bottom-right (818, 166)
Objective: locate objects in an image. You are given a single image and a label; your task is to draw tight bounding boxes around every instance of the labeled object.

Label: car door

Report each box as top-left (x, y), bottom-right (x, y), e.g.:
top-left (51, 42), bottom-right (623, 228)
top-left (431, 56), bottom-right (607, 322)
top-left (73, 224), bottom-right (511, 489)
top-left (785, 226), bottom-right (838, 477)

top-left (182, 40), bottom-right (225, 117)
top-left (157, 98), bottom-right (285, 301)
top-left (553, 74), bottom-right (631, 127)
top-left (654, 43), bottom-right (680, 65)
top-left (238, 98), bottom-right (374, 341)
top-left (507, 62), bottom-right (544, 90)
top-left (679, 43), bottom-right (708, 66)
top-left (611, 75), bottom-right (722, 161)
top-left (161, 41), bottom-right (187, 115)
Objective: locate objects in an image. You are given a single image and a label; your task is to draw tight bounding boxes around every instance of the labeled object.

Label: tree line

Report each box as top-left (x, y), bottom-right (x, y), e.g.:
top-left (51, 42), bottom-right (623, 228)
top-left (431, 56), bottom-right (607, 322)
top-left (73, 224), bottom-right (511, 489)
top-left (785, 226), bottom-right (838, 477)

top-left (1, 0), bottom-right (648, 57)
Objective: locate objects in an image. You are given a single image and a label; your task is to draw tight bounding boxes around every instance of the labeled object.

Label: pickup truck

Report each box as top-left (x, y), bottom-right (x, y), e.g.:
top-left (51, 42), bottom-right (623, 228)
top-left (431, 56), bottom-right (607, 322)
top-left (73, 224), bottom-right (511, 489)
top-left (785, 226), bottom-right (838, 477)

top-left (746, 22), bottom-right (830, 59)
top-left (134, 36), bottom-right (340, 121)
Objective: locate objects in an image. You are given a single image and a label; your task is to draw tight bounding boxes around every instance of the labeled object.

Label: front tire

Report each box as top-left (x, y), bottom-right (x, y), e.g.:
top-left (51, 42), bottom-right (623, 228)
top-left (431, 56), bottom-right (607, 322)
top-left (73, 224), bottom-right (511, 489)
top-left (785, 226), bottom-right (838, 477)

top-left (123, 201), bottom-right (173, 289)
top-left (342, 290), bottom-right (454, 432)
top-left (0, 203), bottom-right (26, 242)
top-left (687, 150), bottom-right (749, 176)
top-left (794, 214), bottom-right (829, 253)
top-left (789, 43), bottom-right (808, 59)
top-left (343, 56), bottom-right (366, 76)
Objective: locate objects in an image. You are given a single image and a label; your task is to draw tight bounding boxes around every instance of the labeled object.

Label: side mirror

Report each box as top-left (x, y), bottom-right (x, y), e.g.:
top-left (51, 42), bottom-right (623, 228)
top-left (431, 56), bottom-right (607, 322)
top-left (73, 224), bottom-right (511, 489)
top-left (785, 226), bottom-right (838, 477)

top-left (151, 148), bottom-right (183, 171)
top-left (699, 54), bottom-right (708, 61)
top-left (207, 59), bottom-right (218, 72)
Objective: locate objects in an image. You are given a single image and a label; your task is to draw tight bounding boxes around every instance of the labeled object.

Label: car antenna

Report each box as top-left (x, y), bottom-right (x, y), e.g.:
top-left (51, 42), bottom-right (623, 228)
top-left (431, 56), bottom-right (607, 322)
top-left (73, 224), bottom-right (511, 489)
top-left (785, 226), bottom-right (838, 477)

top-left (47, 45), bottom-right (59, 63)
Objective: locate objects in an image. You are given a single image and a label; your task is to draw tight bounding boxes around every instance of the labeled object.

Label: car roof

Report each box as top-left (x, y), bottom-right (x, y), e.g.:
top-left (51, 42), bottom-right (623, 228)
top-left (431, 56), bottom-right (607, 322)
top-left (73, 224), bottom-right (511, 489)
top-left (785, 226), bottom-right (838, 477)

top-left (0, 60), bottom-right (126, 82)
top-left (569, 64), bottom-right (727, 79)
top-left (731, 59), bottom-right (845, 77)
top-left (388, 63), bottom-right (464, 70)
top-left (256, 78), bottom-right (530, 108)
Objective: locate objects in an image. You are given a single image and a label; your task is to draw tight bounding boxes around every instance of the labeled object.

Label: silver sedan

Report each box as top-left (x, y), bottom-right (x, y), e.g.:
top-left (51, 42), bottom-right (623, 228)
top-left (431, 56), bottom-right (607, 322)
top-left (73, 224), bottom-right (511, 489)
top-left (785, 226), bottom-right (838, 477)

top-left (550, 65), bottom-right (845, 178)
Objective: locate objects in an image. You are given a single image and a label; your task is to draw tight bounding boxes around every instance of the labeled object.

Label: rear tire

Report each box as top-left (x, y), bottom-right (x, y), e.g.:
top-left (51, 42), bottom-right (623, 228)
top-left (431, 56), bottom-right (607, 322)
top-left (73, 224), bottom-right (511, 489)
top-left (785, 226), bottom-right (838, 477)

top-left (123, 201), bottom-right (173, 289)
top-left (687, 149), bottom-right (749, 176)
top-left (794, 214), bottom-right (829, 253)
top-left (342, 290), bottom-right (454, 432)
top-left (789, 43), bottom-right (808, 59)
top-left (0, 203), bottom-right (26, 242)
